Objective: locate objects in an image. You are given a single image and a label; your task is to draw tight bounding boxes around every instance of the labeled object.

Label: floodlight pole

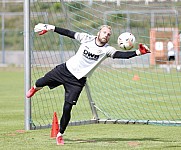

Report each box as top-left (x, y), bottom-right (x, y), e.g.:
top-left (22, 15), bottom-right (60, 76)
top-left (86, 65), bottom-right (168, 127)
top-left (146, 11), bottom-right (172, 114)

top-left (24, 0), bottom-right (31, 130)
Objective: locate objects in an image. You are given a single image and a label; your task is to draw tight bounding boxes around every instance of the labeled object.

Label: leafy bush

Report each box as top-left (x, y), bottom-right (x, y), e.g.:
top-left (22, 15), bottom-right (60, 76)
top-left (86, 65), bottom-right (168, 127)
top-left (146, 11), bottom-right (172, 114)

top-left (51, 2), bottom-right (62, 12)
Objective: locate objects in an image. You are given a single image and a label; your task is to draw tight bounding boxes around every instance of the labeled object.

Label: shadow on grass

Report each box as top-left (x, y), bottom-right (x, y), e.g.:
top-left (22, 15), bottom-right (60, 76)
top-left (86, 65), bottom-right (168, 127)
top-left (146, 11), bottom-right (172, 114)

top-left (164, 145), bottom-right (181, 148)
top-left (66, 137), bottom-right (172, 144)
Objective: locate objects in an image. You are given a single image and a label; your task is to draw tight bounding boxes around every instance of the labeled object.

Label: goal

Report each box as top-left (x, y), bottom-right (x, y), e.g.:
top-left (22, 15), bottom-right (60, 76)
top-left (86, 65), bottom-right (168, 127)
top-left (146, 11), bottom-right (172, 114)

top-left (24, 0), bottom-right (181, 130)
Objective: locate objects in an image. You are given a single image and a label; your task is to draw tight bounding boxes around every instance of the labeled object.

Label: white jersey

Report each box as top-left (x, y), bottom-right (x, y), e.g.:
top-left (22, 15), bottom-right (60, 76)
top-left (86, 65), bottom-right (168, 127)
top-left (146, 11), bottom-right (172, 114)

top-left (66, 32), bottom-right (116, 79)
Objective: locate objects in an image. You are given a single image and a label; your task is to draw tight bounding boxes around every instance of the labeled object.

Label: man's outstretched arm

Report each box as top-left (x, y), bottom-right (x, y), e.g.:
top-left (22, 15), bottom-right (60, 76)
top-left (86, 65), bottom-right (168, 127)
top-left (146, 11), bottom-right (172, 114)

top-left (113, 43), bottom-right (150, 59)
top-left (54, 27), bottom-right (76, 39)
top-left (34, 23), bottom-right (76, 39)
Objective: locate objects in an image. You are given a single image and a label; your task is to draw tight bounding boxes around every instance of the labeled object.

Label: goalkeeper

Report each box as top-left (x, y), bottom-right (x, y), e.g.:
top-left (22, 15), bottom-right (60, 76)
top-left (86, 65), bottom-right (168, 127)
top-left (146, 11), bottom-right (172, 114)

top-left (26, 23), bottom-right (150, 145)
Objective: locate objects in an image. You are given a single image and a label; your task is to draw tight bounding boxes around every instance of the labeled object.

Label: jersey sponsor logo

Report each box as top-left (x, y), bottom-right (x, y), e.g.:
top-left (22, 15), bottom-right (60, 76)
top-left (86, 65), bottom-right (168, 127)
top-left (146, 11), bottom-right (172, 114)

top-left (83, 50), bottom-right (99, 61)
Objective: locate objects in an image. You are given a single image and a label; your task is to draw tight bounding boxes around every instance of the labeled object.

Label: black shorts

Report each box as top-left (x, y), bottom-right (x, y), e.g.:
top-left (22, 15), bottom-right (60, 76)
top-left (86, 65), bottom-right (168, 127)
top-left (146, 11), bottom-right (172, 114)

top-left (36, 63), bottom-right (87, 105)
top-left (168, 56), bottom-right (175, 61)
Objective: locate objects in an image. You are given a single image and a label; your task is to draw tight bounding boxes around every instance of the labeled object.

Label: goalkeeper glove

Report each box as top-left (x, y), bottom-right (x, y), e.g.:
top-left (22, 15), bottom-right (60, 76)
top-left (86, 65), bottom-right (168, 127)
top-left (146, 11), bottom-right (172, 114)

top-left (136, 43), bottom-right (151, 55)
top-left (34, 23), bottom-right (55, 35)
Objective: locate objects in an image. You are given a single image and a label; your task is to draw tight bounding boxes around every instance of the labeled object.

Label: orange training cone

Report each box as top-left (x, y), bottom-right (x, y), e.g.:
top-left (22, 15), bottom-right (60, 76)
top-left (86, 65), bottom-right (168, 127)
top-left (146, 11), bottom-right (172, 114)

top-left (132, 74), bottom-right (140, 81)
top-left (51, 112), bottom-right (59, 138)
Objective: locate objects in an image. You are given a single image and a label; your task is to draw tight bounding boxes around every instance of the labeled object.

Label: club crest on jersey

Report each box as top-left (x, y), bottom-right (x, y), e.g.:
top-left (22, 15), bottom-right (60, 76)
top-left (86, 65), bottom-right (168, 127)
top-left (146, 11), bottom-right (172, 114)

top-left (83, 50), bottom-right (99, 61)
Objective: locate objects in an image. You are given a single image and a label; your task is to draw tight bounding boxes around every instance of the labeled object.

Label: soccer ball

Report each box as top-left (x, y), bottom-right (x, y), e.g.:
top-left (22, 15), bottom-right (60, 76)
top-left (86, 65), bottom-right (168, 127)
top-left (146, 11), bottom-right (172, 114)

top-left (117, 32), bottom-right (135, 50)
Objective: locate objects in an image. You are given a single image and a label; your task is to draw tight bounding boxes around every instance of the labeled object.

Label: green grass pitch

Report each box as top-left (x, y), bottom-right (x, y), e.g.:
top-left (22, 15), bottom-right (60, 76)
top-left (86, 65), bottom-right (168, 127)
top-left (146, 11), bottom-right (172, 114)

top-left (1, 67), bottom-right (181, 150)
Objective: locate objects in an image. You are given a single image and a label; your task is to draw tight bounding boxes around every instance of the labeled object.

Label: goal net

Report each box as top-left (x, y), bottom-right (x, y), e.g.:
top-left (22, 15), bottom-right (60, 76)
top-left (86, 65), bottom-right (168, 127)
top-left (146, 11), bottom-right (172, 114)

top-left (27, 0), bottom-right (181, 129)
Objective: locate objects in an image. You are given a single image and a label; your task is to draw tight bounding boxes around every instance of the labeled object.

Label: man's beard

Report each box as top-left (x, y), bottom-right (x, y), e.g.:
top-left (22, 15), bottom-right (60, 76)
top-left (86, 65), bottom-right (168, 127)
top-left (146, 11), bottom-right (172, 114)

top-left (98, 35), bottom-right (107, 45)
